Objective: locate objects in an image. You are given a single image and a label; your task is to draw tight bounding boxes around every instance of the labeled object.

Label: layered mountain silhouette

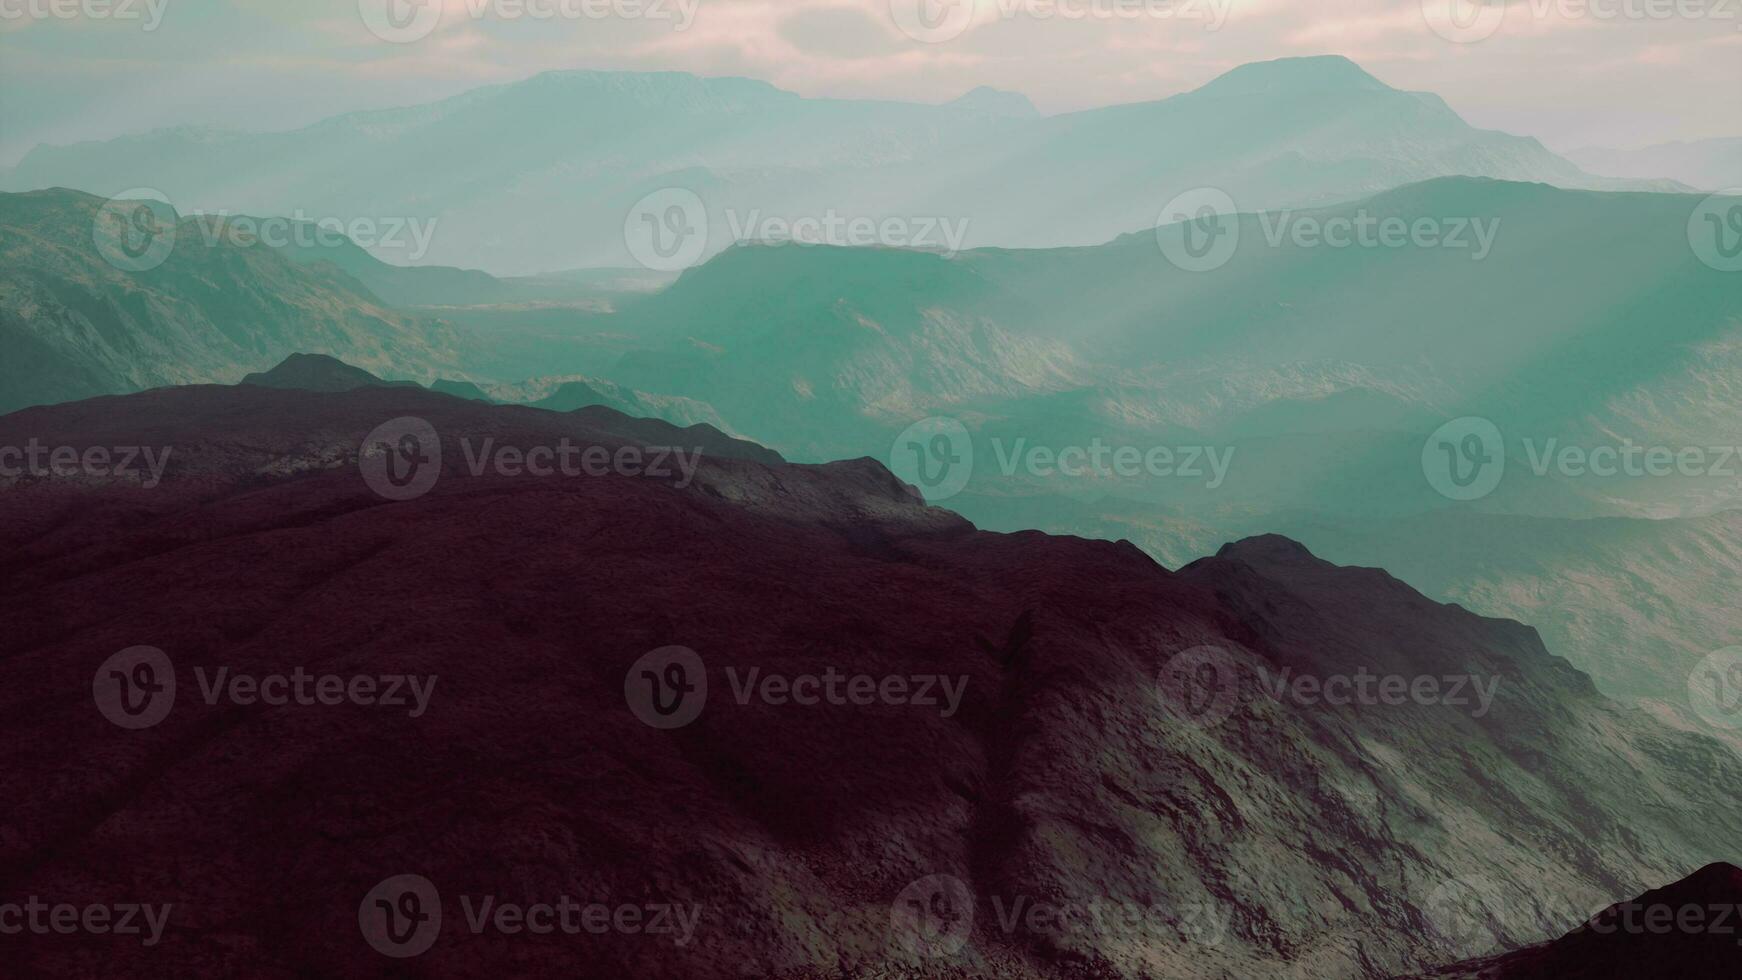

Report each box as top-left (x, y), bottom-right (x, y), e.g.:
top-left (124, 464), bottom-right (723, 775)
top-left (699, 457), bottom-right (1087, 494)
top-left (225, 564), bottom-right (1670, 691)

top-left (1, 379), bottom-right (1739, 977)
top-left (1415, 863), bottom-right (1742, 978)
top-left (2, 58), bottom-right (1673, 273)
top-left (1570, 138), bottom-right (1742, 191)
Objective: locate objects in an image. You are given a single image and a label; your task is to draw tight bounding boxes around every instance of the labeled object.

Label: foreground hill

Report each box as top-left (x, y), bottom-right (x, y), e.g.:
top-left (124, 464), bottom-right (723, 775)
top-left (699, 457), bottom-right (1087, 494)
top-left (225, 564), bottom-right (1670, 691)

top-left (1, 58), bottom-right (1662, 272)
top-left (0, 383), bottom-right (1737, 977)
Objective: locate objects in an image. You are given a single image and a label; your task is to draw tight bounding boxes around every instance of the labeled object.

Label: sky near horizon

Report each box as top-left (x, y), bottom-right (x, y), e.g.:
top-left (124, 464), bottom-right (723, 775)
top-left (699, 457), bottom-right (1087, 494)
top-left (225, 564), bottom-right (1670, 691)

top-left (1, 0), bottom-right (1738, 166)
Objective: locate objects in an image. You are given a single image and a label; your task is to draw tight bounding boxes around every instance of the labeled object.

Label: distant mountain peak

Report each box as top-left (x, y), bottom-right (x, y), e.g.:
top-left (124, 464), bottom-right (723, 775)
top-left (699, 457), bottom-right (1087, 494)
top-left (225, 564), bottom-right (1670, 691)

top-left (1197, 55), bottom-right (1390, 96)
top-left (948, 86), bottom-right (1040, 118)
top-left (240, 353), bottom-right (406, 393)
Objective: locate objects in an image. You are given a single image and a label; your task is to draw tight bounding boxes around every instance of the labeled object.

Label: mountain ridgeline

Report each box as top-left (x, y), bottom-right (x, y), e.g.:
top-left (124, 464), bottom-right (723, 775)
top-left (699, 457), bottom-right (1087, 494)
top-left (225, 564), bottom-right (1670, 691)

top-left (1, 57), bottom-right (1674, 273)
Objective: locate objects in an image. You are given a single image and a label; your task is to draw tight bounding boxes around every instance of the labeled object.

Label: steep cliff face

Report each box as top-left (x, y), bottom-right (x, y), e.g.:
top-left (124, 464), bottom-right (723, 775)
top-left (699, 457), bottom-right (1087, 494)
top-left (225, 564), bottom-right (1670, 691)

top-left (0, 384), bottom-right (1736, 978)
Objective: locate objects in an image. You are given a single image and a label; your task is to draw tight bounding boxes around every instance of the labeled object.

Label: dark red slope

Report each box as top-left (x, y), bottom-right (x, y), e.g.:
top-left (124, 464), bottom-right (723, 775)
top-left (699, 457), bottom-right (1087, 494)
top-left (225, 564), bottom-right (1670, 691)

top-left (1, 385), bottom-right (1738, 979)
top-left (1416, 863), bottom-right (1742, 979)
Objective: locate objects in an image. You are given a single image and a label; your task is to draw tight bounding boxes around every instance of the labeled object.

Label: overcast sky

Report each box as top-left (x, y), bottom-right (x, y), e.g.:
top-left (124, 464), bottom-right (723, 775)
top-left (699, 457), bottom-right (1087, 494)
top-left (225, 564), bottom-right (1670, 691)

top-left (3, 0), bottom-right (1738, 165)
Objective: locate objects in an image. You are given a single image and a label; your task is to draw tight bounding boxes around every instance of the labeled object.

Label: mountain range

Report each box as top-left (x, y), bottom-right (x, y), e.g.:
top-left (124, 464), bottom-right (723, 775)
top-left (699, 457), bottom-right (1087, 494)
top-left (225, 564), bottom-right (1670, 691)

top-left (0, 57), bottom-right (1680, 274)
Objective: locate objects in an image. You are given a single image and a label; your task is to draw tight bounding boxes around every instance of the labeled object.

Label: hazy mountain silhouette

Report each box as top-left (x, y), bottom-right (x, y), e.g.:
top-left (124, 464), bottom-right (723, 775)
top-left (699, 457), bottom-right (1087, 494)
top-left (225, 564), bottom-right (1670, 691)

top-left (2, 58), bottom-right (1672, 273)
top-left (1569, 138), bottom-right (1742, 191)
